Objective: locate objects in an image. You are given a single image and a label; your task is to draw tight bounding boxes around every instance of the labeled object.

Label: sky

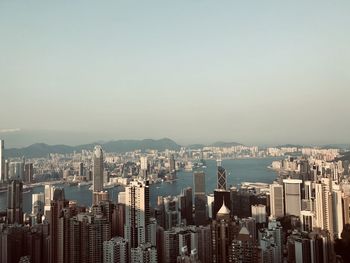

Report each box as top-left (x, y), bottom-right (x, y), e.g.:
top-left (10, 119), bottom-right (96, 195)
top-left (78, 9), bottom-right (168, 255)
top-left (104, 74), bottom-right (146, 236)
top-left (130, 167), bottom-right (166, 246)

top-left (0, 1), bottom-right (349, 147)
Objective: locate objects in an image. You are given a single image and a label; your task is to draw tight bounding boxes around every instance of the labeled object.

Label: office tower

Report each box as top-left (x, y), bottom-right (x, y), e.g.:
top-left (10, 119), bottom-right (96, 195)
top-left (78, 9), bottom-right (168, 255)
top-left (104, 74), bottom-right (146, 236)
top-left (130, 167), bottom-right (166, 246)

top-left (7, 179), bottom-right (23, 224)
top-left (193, 171), bottom-right (207, 226)
top-left (342, 195), bottom-right (350, 225)
top-left (315, 178), bottom-right (335, 239)
top-left (44, 184), bottom-right (53, 215)
top-left (258, 220), bottom-right (283, 263)
top-left (4, 159), bottom-right (9, 182)
top-left (196, 225), bottom-right (212, 263)
top-left (211, 201), bottom-right (238, 263)
top-left (231, 227), bottom-right (260, 263)
top-left (9, 161), bottom-right (25, 180)
top-left (93, 145), bottom-right (104, 192)
top-left (0, 139), bottom-right (4, 182)
top-left (283, 179), bottom-right (302, 216)
top-left (169, 154), bottom-right (176, 172)
top-left (163, 196), bottom-right (181, 230)
top-left (103, 236), bottom-right (129, 263)
top-left (78, 162), bottom-right (84, 177)
top-left (113, 203), bottom-right (126, 237)
top-left (217, 166), bottom-right (226, 190)
top-left (251, 204), bottom-right (266, 224)
top-left (93, 191), bottom-right (109, 205)
top-left (49, 188), bottom-right (68, 263)
top-left (162, 226), bottom-right (198, 263)
top-left (332, 183), bottom-right (343, 239)
top-left (300, 210), bottom-right (314, 232)
top-left (269, 182), bottom-right (284, 218)
top-left (25, 163), bottom-right (34, 183)
top-left (163, 228), bottom-right (178, 263)
top-left (32, 192), bottom-right (45, 221)
top-left (140, 156), bottom-right (148, 178)
top-left (131, 243), bottom-right (158, 263)
top-left (240, 217), bottom-right (257, 243)
top-left (0, 225), bottom-right (32, 262)
top-left (124, 180), bottom-right (150, 249)
top-left (179, 187), bottom-right (193, 225)
top-left (212, 189), bottom-right (231, 219)
top-left (207, 194), bottom-right (214, 219)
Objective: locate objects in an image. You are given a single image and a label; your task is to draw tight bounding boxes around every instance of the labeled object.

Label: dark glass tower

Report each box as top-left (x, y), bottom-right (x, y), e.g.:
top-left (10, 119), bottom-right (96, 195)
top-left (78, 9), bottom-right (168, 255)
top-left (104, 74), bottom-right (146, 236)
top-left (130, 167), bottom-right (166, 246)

top-left (193, 171), bottom-right (207, 226)
top-left (6, 179), bottom-right (23, 224)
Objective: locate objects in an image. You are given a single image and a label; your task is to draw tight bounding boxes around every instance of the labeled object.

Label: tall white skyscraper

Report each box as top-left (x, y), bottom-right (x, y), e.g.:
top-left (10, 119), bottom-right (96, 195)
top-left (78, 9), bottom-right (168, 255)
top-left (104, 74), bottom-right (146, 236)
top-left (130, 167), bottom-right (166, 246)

top-left (93, 145), bottom-right (104, 192)
top-left (283, 179), bottom-right (302, 216)
top-left (270, 182), bottom-right (284, 218)
top-left (124, 180), bottom-right (150, 248)
top-left (0, 139), bottom-right (4, 182)
top-left (332, 183), bottom-right (343, 239)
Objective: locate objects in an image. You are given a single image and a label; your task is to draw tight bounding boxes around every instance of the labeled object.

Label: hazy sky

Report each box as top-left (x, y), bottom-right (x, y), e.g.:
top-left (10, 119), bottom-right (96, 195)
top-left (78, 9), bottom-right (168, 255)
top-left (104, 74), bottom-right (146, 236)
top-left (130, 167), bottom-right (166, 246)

top-left (1, 1), bottom-right (349, 147)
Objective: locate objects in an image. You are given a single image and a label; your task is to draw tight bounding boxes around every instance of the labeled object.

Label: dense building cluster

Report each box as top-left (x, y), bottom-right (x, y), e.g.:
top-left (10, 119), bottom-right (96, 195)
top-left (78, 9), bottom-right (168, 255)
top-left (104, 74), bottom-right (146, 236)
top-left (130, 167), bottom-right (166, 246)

top-left (0, 139), bottom-right (350, 262)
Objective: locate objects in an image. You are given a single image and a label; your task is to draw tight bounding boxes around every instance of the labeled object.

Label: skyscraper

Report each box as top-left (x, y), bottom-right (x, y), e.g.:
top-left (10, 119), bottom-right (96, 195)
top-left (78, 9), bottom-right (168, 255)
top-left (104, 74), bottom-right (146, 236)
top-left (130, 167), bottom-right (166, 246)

top-left (25, 163), bottom-right (34, 183)
top-left (315, 178), bottom-right (334, 239)
top-left (217, 166), bottom-right (226, 190)
top-left (93, 145), bottom-right (104, 204)
top-left (283, 179), bottom-right (302, 216)
top-left (211, 201), bottom-right (238, 263)
top-left (124, 180), bottom-right (150, 249)
top-left (179, 187), bottom-right (193, 225)
top-left (140, 156), bottom-right (148, 178)
top-left (193, 171), bottom-right (206, 226)
top-left (0, 139), bottom-right (4, 182)
top-left (7, 179), bottom-right (23, 224)
top-left (93, 145), bottom-right (104, 192)
top-left (270, 182), bottom-right (284, 218)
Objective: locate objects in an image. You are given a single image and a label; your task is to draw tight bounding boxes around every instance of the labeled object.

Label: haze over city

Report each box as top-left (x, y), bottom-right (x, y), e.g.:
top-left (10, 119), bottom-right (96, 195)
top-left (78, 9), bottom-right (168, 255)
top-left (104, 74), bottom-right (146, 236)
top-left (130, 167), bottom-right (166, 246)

top-left (1, 1), bottom-right (349, 147)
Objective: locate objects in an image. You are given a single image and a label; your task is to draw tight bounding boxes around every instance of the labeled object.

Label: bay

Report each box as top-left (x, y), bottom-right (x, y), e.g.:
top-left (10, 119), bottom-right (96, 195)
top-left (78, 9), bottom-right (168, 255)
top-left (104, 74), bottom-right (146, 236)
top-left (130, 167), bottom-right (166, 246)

top-left (0, 157), bottom-right (279, 213)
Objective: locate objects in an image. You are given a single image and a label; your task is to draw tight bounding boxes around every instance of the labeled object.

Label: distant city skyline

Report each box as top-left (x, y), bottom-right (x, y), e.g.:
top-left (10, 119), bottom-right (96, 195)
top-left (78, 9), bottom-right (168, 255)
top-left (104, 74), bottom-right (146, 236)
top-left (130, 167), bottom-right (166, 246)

top-left (1, 1), bottom-right (350, 147)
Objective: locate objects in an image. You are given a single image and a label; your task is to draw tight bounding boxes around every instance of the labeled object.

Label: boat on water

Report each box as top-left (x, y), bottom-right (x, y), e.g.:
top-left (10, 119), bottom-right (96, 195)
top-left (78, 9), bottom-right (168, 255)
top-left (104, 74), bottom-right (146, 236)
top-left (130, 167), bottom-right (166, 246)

top-left (78, 181), bottom-right (92, 187)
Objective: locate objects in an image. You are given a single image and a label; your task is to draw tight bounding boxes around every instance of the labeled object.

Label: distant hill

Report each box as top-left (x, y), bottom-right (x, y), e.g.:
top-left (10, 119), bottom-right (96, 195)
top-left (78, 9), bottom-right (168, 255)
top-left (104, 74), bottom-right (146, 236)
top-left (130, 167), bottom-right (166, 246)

top-left (209, 141), bottom-right (243, 148)
top-left (4, 138), bottom-right (181, 158)
top-left (187, 144), bottom-right (206, 149)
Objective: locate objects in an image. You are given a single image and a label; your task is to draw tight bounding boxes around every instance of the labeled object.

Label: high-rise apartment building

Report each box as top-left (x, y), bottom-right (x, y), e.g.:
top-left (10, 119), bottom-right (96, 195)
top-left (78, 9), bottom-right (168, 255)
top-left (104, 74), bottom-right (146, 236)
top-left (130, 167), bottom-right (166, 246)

top-left (103, 236), bottom-right (129, 263)
top-left (315, 178), bottom-right (334, 239)
top-left (124, 180), bottom-right (150, 249)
